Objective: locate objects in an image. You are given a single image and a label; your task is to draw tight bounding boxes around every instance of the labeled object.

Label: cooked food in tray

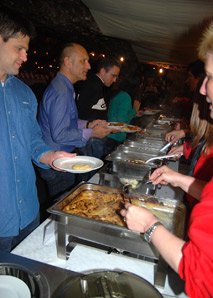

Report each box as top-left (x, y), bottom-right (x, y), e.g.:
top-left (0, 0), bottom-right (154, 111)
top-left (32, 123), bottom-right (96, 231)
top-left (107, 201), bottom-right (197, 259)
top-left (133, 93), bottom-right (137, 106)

top-left (152, 122), bottom-right (171, 129)
top-left (62, 190), bottom-right (127, 226)
top-left (126, 158), bottom-right (146, 165)
top-left (138, 130), bottom-right (153, 136)
top-left (60, 189), bottom-right (183, 236)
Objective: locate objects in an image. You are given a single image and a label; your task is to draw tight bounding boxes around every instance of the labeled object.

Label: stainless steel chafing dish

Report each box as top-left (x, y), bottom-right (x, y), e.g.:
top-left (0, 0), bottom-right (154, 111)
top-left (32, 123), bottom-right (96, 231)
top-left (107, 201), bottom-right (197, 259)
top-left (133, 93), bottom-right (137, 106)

top-left (124, 138), bottom-right (167, 149)
top-left (116, 144), bottom-right (166, 156)
top-left (151, 119), bottom-right (175, 129)
top-left (48, 183), bottom-right (186, 260)
top-left (137, 127), bottom-right (171, 139)
top-left (105, 150), bottom-right (163, 170)
top-left (48, 183), bottom-right (186, 287)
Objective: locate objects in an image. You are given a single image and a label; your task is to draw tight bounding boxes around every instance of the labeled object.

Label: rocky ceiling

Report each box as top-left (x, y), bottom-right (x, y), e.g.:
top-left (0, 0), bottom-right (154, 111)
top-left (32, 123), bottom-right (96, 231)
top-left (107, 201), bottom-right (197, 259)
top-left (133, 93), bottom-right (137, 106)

top-left (0, 0), bottom-right (137, 63)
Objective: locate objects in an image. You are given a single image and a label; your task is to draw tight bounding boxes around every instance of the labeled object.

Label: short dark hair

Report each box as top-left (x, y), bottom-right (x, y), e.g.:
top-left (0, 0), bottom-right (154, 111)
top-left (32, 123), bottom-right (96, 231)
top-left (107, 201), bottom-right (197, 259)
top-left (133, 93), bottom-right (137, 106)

top-left (0, 8), bottom-right (36, 42)
top-left (97, 57), bottom-right (121, 73)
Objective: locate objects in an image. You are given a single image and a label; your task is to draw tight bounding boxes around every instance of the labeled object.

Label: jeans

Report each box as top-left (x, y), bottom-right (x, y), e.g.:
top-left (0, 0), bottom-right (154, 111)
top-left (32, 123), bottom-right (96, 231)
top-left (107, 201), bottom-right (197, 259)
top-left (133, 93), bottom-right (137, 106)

top-left (0, 213), bottom-right (40, 252)
top-left (78, 137), bottom-right (107, 159)
top-left (37, 167), bottom-right (76, 200)
top-left (104, 137), bottom-right (121, 156)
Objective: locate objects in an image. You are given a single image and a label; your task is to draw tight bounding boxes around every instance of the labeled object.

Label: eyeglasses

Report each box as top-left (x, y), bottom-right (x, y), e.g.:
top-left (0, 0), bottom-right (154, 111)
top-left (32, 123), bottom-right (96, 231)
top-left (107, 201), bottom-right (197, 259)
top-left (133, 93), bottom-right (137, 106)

top-left (109, 72), bottom-right (119, 79)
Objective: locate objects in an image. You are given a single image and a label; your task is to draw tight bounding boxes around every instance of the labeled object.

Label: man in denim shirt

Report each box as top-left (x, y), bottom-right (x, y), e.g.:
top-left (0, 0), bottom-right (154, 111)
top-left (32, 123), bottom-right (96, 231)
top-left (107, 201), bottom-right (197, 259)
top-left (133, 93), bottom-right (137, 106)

top-left (0, 9), bottom-right (75, 252)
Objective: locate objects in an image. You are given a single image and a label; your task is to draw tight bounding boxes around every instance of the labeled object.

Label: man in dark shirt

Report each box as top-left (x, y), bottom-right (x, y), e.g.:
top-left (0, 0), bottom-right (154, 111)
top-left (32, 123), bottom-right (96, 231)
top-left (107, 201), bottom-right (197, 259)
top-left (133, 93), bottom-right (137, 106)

top-left (77, 57), bottom-right (121, 121)
top-left (76, 57), bottom-right (121, 160)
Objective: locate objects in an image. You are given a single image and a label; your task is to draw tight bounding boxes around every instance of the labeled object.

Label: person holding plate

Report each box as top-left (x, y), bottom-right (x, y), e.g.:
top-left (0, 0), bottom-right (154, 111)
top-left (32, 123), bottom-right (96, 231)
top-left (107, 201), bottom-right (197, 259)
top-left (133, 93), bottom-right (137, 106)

top-left (0, 9), bottom-right (76, 252)
top-left (38, 43), bottom-right (117, 199)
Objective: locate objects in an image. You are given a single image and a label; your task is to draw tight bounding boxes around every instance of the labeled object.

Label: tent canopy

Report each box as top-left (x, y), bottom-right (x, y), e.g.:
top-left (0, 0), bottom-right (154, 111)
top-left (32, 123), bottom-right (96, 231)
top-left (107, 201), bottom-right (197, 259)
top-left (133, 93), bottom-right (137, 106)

top-left (82, 0), bottom-right (213, 66)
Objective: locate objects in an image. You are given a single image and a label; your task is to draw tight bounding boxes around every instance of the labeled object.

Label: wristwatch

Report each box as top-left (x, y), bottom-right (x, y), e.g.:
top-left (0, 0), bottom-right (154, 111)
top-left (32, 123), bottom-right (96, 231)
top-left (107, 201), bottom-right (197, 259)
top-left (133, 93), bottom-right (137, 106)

top-left (143, 222), bottom-right (163, 243)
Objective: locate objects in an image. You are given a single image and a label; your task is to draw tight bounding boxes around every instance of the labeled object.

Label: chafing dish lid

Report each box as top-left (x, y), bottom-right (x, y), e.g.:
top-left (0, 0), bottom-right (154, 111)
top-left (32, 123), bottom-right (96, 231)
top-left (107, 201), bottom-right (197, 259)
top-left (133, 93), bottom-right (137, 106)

top-left (53, 270), bottom-right (163, 298)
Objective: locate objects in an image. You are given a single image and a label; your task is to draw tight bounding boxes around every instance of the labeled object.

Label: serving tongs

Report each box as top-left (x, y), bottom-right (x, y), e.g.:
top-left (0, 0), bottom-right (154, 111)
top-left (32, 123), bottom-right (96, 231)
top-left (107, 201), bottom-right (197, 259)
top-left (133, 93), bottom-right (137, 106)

top-left (145, 153), bottom-right (183, 164)
top-left (159, 142), bottom-right (172, 152)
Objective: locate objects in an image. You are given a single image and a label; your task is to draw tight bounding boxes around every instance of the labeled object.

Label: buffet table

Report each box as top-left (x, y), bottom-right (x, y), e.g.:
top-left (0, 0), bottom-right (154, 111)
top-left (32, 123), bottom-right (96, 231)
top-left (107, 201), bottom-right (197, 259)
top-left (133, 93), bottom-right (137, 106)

top-left (11, 173), bottom-right (188, 298)
top-left (10, 114), bottom-right (189, 297)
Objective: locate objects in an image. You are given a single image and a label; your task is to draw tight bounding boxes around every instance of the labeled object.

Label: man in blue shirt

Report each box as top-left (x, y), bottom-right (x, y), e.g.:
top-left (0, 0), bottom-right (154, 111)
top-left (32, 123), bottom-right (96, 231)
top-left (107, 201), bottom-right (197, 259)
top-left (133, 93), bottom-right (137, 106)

top-left (0, 9), bottom-right (75, 252)
top-left (38, 43), bottom-right (116, 199)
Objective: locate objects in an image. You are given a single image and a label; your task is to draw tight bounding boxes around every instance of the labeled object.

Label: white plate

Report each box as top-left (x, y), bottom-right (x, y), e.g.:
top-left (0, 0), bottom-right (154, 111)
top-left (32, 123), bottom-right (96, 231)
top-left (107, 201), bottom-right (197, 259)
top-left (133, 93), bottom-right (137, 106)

top-left (0, 276), bottom-right (31, 298)
top-left (106, 122), bottom-right (126, 129)
top-left (53, 156), bottom-right (104, 173)
top-left (119, 125), bottom-right (141, 133)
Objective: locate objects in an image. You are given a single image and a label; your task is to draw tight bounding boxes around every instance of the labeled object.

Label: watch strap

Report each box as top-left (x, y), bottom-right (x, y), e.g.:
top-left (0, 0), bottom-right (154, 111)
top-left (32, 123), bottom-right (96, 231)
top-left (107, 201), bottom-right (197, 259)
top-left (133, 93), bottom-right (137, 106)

top-left (144, 221), bottom-right (163, 243)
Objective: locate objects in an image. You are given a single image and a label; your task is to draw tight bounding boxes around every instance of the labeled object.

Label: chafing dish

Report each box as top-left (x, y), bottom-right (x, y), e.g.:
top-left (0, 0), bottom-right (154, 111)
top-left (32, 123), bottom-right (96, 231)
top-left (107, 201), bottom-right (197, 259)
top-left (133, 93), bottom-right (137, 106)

top-left (151, 119), bottom-right (175, 129)
top-left (138, 127), bottom-right (171, 139)
top-left (53, 270), bottom-right (163, 298)
top-left (124, 139), bottom-right (167, 149)
top-left (105, 151), bottom-right (163, 170)
top-left (48, 183), bottom-right (186, 261)
top-left (116, 144), bottom-right (166, 156)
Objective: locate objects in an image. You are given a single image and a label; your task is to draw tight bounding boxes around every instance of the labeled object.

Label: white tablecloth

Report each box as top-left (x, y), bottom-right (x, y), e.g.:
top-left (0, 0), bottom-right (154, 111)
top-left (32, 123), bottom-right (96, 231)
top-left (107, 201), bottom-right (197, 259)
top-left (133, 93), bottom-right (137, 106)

top-left (12, 217), bottom-right (188, 298)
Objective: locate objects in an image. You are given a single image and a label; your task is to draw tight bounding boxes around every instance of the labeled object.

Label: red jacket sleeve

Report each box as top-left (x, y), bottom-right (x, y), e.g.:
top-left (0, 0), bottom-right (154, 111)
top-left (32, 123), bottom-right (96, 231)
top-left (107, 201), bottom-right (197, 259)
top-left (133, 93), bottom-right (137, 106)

top-left (178, 178), bottom-right (213, 298)
top-left (183, 141), bottom-right (192, 159)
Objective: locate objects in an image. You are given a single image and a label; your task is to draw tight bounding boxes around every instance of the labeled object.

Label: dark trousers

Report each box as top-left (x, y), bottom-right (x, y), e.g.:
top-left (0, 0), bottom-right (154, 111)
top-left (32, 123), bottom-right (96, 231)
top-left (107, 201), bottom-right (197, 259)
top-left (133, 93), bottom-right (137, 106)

top-left (37, 167), bottom-right (76, 200)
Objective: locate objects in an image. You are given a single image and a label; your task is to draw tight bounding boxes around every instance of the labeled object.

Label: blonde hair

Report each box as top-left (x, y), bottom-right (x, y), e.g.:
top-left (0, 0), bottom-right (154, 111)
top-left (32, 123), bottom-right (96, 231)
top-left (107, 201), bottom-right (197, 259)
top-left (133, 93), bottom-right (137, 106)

top-left (190, 77), bottom-right (213, 156)
top-left (198, 21), bottom-right (213, 61)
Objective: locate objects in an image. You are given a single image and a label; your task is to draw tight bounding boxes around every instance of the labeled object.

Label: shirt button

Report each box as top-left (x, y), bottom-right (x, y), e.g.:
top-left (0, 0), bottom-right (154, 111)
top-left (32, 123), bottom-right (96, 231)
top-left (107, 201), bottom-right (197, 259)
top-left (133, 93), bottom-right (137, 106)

top-left (14, 156), bottom-right (18, 160)
top-left (17, 178), bottom-right (20, 182)
top-left (8, 111), bottom-right (11, 115)
top-left (19, 200), bottom-right (22, 204)
top-left (12, 135), bottom-right (15, 139)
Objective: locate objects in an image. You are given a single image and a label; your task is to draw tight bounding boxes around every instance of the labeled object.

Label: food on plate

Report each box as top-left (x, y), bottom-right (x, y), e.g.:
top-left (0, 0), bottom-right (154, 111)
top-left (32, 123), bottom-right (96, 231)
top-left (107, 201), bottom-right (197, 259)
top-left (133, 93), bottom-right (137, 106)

top-left (61, 189), bottom-right (169, 228)
top-left (72, 164), bottom-right (93, 170)
top-left (121, 125), bottom-right (140, 131)
top-left (108, 122), bottom-right (125, 126)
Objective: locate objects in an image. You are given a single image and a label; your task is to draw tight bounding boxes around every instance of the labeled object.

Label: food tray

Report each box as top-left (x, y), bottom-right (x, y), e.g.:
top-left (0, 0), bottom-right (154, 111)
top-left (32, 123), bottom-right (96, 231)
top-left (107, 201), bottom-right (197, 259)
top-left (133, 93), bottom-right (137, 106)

top-left (137, 127), bottom-right (171, 139)
top-left (48, 183), bottom-right (186, 261)
top-left (151, 120), bottom-right (174, 129)
top-left (124, 139), bottom-right (166, 150)
top-left (117, 144), bottom-right (166, 156)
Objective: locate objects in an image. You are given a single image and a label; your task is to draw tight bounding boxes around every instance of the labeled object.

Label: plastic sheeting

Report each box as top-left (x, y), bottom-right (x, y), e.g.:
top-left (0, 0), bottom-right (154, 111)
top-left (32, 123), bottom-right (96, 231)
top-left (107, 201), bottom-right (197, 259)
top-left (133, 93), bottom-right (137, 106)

top-left (82, 0), bottom-right (213, 65)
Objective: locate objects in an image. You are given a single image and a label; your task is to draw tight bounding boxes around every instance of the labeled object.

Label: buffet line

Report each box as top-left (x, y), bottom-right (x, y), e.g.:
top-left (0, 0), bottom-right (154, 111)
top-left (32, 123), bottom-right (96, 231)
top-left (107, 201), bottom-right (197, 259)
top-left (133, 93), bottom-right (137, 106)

top-left (47, 112), bottom-right (187, 289)
top-left (4, 112), bottom-right (189, 298)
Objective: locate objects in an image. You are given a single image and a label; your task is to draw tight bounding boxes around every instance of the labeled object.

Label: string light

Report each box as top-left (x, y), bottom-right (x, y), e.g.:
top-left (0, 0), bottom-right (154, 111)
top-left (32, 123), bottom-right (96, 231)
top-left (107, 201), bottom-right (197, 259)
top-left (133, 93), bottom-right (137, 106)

top-left (120, 57), bottom-right (124, 62)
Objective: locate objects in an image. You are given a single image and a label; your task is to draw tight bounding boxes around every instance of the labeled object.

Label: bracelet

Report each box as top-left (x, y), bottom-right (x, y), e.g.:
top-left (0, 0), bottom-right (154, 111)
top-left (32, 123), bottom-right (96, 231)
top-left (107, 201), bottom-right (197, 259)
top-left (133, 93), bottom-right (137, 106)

top-left (86, 121), bottom-right (90, 128)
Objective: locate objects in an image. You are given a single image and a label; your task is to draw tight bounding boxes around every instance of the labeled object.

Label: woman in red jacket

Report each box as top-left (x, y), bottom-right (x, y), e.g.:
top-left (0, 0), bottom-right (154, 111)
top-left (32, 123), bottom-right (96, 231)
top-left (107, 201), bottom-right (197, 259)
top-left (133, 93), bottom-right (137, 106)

top-left (120, 22), bottom-right (213, 298)
top-left (168, 87), bottom-right (213, 209)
